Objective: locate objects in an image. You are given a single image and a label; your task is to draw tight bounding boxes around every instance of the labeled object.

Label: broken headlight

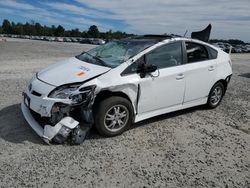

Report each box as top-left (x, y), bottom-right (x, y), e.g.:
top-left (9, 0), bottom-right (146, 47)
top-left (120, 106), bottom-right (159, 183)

top-left (49, 84), bottom-right (80, 99)
top-left (70, 85), bottom-right (96, 104)
top-left (49, 84), bottom-right (96, 104)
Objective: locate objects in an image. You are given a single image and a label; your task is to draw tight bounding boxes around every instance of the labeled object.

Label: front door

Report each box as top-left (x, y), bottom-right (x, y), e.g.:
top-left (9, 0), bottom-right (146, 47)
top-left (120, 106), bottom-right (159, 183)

top-left (137, 42), bottom-right (186, 114)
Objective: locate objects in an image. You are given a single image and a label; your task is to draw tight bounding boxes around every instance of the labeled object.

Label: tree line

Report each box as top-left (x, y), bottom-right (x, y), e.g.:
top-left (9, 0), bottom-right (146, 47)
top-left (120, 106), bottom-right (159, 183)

top-left (0, 19), bottom-right (134, 39)
top-left (209, 39), bottom-right (246, 45)
top-left (1, 19), bottom-right (247, 44)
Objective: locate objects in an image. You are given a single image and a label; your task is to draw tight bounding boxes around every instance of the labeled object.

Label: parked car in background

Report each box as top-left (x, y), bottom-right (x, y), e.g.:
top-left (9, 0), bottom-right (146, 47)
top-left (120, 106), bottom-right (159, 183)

top-left (63, 37), bottom-right (72, 42)
top-left (241, 46), bottom-right (248, 53)
top-left (79, 38), bottom-right (91, 44)
top-left (233, 45), bottom-right (242, 53)
top-left (71, 38), bottom-right (78, 43)
top-left (245, 45), bottom-right (250, 52)
top-left (223, 43), bottom-right (234, 53)
top-left (213, 42), bottom-right (226, 51)
top-left (90, 38), bottom-right (106, 45)
top-left (79, 38), bottom-right (106, 45)
top-left (211, 42), bottom-right (250, 53)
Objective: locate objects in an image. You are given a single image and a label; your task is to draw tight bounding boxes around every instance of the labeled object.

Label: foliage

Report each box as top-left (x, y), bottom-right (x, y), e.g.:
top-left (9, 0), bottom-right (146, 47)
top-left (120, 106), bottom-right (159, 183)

top-left (87, 25), bottom-right (99, 38)
top-left (210, 39), bottom-right (245, 45)
top-left (2, 19), bottom-right (12, 33)
top-left (0, 19), bottom-right (134, 39)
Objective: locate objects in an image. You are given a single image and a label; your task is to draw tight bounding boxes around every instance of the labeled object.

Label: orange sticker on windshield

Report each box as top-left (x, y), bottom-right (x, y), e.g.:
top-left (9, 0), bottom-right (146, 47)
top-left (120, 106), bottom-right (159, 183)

top-left (77, 71), bottom-right (85, 76)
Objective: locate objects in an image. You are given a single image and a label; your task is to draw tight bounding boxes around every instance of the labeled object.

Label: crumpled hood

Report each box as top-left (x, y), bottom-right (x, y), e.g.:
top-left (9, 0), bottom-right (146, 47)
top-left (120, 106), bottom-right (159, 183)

top-left (37, 57), bottom-right (111, 86)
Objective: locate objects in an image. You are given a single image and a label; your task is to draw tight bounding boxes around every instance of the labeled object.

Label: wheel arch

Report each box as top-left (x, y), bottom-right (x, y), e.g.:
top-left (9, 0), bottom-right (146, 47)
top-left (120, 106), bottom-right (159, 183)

top-left (212, 78), bottom-right (230, 95)
top-left (93, 90), bottom-right (135, 113)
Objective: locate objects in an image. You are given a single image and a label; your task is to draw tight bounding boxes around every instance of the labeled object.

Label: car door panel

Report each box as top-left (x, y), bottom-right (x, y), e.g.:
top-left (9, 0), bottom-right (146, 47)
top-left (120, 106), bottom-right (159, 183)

top-left (135, 41), bottom-right (186, 114)
top-left (138, 66), bottom-right (186, 114)
top-left (183, 42), bottom-right (217, 103)
top-left (183, 60), bottom-right (217, 103)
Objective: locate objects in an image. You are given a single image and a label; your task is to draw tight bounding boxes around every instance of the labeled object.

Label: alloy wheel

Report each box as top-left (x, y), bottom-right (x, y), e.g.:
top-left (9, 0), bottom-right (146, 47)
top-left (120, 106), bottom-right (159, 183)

top-left (104, 105), bottom-right (129, 132)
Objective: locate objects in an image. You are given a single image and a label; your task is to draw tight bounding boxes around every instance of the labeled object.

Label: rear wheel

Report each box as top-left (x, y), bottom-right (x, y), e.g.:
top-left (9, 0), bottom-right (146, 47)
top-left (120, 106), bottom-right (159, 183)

top-left (207, 82), bottom-right (225, 108)
top-left (94, 96), bottom-right (134, 137)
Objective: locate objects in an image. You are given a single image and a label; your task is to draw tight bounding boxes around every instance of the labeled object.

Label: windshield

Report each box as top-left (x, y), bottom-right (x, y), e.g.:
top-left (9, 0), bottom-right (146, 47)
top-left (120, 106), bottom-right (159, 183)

top-left (76, 40), bottom-right (156, 68)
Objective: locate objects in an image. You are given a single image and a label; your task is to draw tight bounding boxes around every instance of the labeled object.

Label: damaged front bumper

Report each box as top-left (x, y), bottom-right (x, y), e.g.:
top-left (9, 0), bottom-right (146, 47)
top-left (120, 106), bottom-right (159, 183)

top-left (21, 102), bottom-right (86, 144)
top-left (21, 101), bottom-right (45, 138)
top-left (21, 78), bottom-right (94, 144)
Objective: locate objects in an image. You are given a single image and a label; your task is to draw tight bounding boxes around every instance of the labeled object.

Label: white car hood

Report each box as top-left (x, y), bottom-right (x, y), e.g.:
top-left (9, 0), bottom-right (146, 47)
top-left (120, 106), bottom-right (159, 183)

top-left (37, 57), bottom-right (111, 86)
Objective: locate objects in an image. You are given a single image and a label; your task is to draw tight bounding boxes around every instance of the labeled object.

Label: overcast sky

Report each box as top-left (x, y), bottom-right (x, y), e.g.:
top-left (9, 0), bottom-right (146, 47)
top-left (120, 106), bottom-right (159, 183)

top-left (0, 0), bottom-right (249, 41)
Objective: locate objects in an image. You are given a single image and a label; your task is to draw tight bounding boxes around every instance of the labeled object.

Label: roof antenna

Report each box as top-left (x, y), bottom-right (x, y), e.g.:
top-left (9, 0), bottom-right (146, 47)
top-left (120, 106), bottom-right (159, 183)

top-left (183, 30), bottom-right (188, 37)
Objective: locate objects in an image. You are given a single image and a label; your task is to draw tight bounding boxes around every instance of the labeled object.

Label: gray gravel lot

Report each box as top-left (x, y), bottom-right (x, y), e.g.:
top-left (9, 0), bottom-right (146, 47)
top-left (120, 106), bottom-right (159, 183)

top-left (0, 38), bottom-right (249, 188)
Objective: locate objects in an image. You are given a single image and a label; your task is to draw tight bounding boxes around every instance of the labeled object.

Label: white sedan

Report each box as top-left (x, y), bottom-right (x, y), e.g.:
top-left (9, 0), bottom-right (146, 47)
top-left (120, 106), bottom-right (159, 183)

top-left (21, 35), bottom-right (232, 144)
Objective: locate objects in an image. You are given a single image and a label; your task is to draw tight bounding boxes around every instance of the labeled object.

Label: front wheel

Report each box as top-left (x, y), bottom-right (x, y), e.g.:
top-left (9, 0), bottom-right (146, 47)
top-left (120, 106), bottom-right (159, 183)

top-left (207, 82), bottom-right (225, 108)
top-left (94, 96), bottom-right (134, 137)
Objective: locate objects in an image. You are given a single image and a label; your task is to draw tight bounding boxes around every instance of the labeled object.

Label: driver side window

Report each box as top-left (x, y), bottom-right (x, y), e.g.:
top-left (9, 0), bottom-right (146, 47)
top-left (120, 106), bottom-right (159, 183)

top-left (121, 56), bottom-right (144, 76)
top-left (146, 42), bottom-right (183, 69)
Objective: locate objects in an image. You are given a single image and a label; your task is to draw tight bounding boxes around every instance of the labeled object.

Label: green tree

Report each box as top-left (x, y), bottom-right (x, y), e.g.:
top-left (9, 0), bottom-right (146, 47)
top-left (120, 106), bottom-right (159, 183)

top-left (87, 25), bottom-right (100, 38)
top-left (51, 25), bottom-right (56, 36)
top-left (104, 29), bottom-right (112, 40)
top-left (69, 28), bottom-right (81, 37)
top-left (55, 25), bottom-right (64, 36)
top-left (228, 39), bottom-right (245, 45)
top-left (35, 23), bottom-right (43, 36)
top-left (0, 18), bottom-right (136, 39)
top-left (23, 22), bottom-right (31, 35)
top-left (81, 31), bottom-right (88, 38)
top-left (12, 22), bottom-right (23, 35)
top-left (2, 19), bottom-right (12, 34)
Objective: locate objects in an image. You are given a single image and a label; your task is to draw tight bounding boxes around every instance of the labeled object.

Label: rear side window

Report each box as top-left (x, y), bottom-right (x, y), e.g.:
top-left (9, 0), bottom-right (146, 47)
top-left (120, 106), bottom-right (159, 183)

top-left (146, 42), bottom-right (183, 69)
top-left (185, 42), bottom-right (209, 63)
top-left (206, 46), bottom-right (218, 59)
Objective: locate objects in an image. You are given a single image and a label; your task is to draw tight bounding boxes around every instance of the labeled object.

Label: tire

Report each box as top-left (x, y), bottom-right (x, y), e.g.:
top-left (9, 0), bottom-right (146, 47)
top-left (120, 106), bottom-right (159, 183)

top-left (94, 96), bottom-right (134, 137)
top-left (207, 82), bottom-right (225, 109)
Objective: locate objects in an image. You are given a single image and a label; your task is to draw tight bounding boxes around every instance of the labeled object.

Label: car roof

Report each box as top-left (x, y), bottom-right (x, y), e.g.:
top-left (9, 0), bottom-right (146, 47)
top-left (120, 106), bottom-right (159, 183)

top-left (120, 35), bottom-right (218, 51)
top-left (123, 34), bottom-right (174, 43)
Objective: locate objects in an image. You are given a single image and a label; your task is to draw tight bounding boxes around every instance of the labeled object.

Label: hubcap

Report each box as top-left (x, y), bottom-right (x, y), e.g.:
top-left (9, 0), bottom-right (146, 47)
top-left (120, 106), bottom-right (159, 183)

top-left (210, 86), bottom-right (223, 106)
top-left (104, 105), bottom-right (129, 132)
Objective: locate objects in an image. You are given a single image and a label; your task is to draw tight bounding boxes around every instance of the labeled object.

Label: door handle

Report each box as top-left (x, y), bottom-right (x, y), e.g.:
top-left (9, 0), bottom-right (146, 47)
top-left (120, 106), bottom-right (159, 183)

top-left (208, 66), bottom-right (215, 71)
top-left (176, 73), bottom-right (184, 80)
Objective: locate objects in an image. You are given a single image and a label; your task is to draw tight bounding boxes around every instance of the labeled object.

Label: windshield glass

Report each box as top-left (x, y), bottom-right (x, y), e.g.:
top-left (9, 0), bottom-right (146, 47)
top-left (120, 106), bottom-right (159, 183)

top-left (76, 40), bottom-right (156, 68)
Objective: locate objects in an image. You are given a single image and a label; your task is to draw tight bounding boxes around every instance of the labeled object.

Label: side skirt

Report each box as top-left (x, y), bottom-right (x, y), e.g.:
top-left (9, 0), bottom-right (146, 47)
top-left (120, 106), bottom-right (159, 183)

top-left (134, 97), bottom-right (207, 123)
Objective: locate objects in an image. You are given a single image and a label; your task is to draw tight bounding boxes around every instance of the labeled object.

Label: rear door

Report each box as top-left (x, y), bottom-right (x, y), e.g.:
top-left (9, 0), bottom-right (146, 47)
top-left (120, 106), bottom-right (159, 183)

top-left (183, 41), bottom-right (217, 103)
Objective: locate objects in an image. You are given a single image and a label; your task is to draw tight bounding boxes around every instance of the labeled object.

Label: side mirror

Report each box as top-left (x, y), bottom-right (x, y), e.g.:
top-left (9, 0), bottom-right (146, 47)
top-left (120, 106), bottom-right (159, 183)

top-left (137, 63), bottom-right (157, 78)
top-left (145, 64), bottom-right (157, 73)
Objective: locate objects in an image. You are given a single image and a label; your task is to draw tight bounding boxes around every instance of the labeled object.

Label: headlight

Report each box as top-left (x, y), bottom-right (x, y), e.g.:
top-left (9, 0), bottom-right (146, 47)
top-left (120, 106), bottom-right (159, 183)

top-left (49, 84), bottom-right (80, 99)
top-left (49, 84), bottom-right (96, 104)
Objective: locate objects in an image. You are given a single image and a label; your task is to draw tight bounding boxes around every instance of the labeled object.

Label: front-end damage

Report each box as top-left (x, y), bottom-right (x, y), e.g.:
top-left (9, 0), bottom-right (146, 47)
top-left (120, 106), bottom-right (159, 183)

top-left (21, 80), bottom-right (98, 145)
top-left (21, 68), bottom-right (140, 145)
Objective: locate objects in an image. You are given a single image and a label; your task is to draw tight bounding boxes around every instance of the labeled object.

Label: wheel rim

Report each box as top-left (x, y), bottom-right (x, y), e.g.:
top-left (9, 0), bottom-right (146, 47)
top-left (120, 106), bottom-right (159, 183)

top-left (104, 105), bottom-right (129, 132)
top-left (210, 86), bottom-right (223, 106)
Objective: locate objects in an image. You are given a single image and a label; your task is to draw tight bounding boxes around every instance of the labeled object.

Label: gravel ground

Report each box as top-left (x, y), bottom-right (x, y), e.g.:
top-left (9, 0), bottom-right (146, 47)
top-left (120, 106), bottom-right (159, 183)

top-left (0, 38), bottom-right (249, 188)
